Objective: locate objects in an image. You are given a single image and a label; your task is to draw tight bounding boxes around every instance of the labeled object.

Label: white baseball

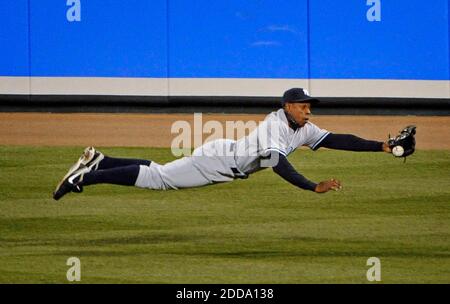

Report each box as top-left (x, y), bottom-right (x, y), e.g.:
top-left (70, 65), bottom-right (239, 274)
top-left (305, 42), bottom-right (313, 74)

top-left (392, 146), bottom-right (404, 157)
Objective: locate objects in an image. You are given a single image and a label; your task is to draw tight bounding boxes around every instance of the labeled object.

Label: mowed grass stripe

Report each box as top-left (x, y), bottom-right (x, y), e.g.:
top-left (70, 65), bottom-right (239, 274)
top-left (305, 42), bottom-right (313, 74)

top-left (0, 146), bottom-right (449, 283)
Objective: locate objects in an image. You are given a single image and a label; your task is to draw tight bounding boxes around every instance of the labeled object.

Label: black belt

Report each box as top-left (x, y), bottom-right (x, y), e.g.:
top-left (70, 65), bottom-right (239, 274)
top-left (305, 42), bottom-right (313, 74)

top-left (231, 167), bottom-right (248, 179)
top-left (229, 142), bottom-right (248, 179)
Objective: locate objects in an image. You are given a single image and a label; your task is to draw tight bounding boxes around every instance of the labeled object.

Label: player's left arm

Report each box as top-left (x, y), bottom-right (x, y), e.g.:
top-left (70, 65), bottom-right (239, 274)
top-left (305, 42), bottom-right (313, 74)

top-left (271, 151), bottom-right (341, 193)
top-left (313, 133), bottom-right (391, 153)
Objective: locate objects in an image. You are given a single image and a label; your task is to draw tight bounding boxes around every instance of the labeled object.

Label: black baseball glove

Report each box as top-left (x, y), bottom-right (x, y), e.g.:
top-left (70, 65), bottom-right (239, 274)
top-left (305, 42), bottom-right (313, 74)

top-left (388, 125), bottom-right (417, 158)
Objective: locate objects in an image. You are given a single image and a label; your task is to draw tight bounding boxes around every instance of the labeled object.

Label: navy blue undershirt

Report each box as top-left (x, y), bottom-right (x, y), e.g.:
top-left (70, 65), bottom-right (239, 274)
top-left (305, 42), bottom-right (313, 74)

top-left (272, 153), bottom-right (317, 191)
top-left (271, 133), bottom-right (383, 191)
top-left (314, 133), bottom-right (384, 152)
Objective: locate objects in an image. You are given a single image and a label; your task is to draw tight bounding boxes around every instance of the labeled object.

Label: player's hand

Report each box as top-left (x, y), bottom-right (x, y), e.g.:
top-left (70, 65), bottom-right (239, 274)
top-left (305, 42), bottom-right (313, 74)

top-left (315, 179), bottom-right (342, 193)
top-left (382, 142), bottom-right (392, 153)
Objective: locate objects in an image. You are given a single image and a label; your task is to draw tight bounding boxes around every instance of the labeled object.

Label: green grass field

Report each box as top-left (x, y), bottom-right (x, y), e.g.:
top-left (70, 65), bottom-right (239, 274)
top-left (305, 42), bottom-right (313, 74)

top-left (1, 146), bottom-right (449, 283)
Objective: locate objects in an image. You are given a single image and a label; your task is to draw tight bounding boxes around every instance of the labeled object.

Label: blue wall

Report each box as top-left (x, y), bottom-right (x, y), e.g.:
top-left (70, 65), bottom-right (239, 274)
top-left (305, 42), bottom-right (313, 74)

top-left (309, 0), bottom-right (449, 80)
top-left (30, 0), bottom-right (167, 77)
top-left (169, 0), bottom-right (309, 78)
top-left (0, 0), bottom-right (29, 77)
top-left (1, 0), bottom-right (449, 80)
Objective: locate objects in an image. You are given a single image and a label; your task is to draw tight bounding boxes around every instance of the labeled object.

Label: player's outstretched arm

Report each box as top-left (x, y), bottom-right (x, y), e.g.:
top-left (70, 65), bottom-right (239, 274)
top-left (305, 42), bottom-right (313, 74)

top-left (314, 133), bottom-right (391, 153)
top-left (270, 151), bottom-right (341, 193)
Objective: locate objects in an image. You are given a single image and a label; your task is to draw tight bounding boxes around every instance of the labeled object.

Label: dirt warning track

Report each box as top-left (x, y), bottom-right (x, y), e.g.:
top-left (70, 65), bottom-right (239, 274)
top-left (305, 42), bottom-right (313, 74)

top-left (0, 113), bottom-right (449, 150)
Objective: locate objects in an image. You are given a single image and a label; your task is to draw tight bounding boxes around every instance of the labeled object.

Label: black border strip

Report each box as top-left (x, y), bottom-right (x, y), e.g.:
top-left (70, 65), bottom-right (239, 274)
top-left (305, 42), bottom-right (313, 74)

top-left (0, 94), bottom-right (449, 107)
top-left (0, 95), bottom-right (449, 115)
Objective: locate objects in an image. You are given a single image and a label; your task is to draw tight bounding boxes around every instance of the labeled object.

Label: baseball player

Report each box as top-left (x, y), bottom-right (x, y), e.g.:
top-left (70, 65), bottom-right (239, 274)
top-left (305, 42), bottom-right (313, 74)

top-left (53, 88), bottom-right (416, 200)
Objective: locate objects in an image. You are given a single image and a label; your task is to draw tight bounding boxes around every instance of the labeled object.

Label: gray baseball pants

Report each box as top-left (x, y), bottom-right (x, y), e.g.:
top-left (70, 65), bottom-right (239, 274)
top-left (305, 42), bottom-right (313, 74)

top-left (135, 139), bottom-right (243, 190)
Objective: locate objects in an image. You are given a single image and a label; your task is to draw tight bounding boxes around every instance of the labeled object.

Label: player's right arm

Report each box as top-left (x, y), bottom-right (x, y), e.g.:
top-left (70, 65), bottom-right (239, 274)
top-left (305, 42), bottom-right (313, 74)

top-left (313, 133), bottom-right (390, 153)
top-left (270, 151), bottom-right (341, 193)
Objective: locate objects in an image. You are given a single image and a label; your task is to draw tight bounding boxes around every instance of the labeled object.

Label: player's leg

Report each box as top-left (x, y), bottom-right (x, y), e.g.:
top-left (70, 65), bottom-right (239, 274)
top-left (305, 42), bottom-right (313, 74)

top-left (135, 139), bottom-right (237, 190)
top-left (53, 147), bottom-right (151, 200)
top-left (53, 154), bottom-right (213, 200)
top-left (98, 156), bottom-right (151, 169)
top-left (82, 165), bottom-right (140, 187)
top-left (81, 155), bottom-right (222, 190)
top-left (85, 147), bottom-right (151, 170)
top-left (53, 164), bottom-right (143, 200)
top-left (135, 156), bottom-right (212, 190)
top-left (53, 146), bottom-right (235, 200)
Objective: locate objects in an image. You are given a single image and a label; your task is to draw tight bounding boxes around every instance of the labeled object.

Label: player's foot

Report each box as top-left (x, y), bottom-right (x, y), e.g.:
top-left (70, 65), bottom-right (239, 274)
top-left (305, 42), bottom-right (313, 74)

top-left (53, 147), bottom-right (104, 200)
top-left (53, 166), bottom-right (89, 200)
top-left (82, 146), bottom-right (105, 171)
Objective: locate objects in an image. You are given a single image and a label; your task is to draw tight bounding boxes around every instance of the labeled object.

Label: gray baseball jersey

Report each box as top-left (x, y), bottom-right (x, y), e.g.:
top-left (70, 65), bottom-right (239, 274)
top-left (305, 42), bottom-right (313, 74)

top-left (135, 109), bottom-right (329, 190)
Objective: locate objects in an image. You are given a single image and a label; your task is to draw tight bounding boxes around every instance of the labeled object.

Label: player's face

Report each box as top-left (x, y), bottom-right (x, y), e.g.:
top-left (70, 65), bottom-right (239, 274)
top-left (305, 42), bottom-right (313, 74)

top-left (285, 102), bottom-right (312, 127)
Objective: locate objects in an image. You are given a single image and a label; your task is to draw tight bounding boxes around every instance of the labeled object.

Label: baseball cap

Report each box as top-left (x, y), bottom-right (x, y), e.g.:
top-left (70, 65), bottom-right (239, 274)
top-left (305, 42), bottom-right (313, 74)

top-left (282, 88), bottom-right (320, 106)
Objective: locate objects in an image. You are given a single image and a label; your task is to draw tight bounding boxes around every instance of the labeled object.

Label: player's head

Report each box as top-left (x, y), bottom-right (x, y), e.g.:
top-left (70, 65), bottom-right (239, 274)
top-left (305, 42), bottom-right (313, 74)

top-left (282, 88), bottom-right (319, 127)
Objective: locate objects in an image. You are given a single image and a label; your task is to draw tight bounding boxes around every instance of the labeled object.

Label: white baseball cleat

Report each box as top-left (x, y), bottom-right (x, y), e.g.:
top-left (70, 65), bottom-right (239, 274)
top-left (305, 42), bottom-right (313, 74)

top-left (81, 146), bottom-right (104, 171)
top-left (53, 147), bottom-right (104, 200)
top-left (53, 166), bottom-right (90, 200)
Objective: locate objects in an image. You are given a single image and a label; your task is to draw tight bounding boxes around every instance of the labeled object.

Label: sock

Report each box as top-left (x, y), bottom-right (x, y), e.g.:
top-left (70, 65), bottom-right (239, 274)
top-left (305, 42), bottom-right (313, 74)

top-left (81, 165), bottom-right (141, 186)
top-left (98, 156), bottom-right (151, 170)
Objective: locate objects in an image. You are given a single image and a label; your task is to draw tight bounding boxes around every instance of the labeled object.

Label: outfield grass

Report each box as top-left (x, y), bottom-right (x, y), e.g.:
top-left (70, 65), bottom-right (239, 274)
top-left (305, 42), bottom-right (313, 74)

top-left (0, 146), bottom-right (449, 283)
